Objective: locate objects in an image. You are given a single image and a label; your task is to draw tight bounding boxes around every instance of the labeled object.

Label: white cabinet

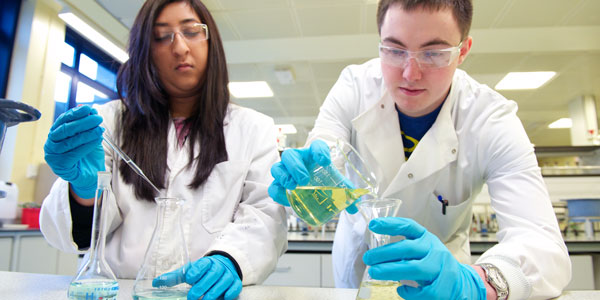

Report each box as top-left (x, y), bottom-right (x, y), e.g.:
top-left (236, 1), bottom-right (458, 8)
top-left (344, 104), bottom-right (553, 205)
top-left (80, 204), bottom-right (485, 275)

top-left (264, 253), bottom-right (321, 287)
top-left (0, 232), bottom-right (78, 275)
top-left (264, 253), bottom-right (335, 288)
top-left (0, 237), bottom-right (12, 271)
top-left (321, 254), bottom-right (335, 288)
top-left (17, 236), bottom-right (60, 274)
top-left (566, 255), bottom-right (595, 290)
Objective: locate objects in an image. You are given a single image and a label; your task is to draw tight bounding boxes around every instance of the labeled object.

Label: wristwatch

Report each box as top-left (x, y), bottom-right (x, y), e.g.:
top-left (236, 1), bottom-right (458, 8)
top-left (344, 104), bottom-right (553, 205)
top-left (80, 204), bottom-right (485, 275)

top-left (478, 263), bottom-right (509, 300)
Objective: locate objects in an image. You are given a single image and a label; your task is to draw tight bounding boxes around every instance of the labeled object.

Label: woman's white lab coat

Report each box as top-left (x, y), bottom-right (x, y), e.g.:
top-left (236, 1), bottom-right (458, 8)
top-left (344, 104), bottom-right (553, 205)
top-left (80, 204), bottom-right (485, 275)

top-left (308, 58), bottom-right (570, 299)
top-left (40, 101), bottom-right (288, 285)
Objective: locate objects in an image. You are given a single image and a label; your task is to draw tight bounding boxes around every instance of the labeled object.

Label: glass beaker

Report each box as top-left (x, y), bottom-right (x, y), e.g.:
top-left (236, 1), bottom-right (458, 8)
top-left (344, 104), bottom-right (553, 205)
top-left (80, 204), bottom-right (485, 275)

top-left (132, 197), bottom-right (191, 299)
top-left (68, 171), bottom-right (119, 300)
top-left (357, 198), bottom-right (403, 300)
top-left (286, 139), bottom-right (379, 226)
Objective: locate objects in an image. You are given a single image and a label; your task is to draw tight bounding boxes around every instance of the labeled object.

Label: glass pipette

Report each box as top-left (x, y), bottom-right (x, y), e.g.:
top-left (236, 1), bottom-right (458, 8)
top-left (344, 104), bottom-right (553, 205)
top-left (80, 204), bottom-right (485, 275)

top-left (101, 132), bottom-right (162, 196)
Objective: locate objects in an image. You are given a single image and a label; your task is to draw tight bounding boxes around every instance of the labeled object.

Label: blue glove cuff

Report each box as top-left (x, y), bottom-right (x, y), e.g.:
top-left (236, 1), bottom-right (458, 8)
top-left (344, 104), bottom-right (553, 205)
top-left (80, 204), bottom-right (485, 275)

top-left (71, 184), bottom-right (97, 199)
top-left (462, 264), bottom-right (488, 300)
top-left (209, 254), bottom-right (242, 280)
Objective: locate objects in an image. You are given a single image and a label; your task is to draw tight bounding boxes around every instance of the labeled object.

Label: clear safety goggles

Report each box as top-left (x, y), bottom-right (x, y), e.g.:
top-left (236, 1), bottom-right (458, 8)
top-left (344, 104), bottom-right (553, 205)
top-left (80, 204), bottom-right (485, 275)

top-left (153, 23), bottom-right (209, 46)
top-left (378, 41), bottom-right (463, 69)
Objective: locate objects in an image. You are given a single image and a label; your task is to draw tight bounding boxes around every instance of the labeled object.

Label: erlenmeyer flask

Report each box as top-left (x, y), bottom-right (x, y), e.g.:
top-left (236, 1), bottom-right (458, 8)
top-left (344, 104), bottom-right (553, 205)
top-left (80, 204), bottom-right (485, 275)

top-left (286, 139), bottom-right (379, 226)
top-left (132, 197), bottom-right (191, 299)
top-left (68, 171), bottom-right (119, 300)
top-left (356, 198), bottom-right (403, 300)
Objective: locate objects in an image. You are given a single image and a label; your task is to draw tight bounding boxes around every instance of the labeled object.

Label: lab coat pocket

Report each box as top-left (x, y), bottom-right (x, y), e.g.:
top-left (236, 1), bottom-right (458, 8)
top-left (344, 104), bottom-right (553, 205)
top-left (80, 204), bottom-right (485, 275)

top-left (425, 193), bottom-right (472, 243)
top-left (201, 160), bottom-right (249, 234)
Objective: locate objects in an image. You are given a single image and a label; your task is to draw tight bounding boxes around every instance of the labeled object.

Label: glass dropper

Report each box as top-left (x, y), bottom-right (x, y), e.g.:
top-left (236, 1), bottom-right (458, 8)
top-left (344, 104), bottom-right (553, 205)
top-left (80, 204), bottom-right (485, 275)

top-left (102, 131), bottom-right (162, 196)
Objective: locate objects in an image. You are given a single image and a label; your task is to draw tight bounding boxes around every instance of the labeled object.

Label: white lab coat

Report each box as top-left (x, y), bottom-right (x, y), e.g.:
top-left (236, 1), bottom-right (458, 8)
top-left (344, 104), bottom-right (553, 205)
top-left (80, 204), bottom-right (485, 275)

top-left (40, 101), bottom-right (288, 284)
top-left (308, 58), bottom-right (571, 299)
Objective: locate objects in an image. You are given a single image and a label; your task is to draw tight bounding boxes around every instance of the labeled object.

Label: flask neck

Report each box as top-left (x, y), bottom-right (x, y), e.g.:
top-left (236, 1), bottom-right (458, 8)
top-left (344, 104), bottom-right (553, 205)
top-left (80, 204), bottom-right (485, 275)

top-left (88, 189), bottom-right (109, 262)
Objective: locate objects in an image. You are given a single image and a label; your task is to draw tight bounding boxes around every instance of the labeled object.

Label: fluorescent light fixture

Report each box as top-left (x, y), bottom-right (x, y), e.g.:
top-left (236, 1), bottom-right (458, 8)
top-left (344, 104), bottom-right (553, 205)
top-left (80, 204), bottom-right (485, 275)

top-left (548, 118), bottom-right (572, 129)
top-left (275, 124), bottom-right (297, 135)
top-left (228, 81), bottom-right (274, 98)
top-left (495, 71), bottom-right (556, 90)
top-left (58, 12), bottom-right (129, 63)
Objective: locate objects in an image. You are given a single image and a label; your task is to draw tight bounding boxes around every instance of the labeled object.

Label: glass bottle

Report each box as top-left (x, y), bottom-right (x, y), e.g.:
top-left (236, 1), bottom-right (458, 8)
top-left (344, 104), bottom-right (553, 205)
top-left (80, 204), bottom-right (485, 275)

top-left (68, 171), bottom-right (119, 300)
top-left (132, 197), bottom-right (191, 299)
top-left (356, 198), bottom-right (403, 300)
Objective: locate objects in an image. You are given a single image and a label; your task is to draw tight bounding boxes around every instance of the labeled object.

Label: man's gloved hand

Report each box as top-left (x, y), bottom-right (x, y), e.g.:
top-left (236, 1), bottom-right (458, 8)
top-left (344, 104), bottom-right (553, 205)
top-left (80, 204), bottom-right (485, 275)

top-left (154, 255), bottom-right (242, 300)
top-left (363, 217), bottom-right (487, 300)
top-left (44, 105), bottom-right (105, 199)
top-left (268, 139), bottom-right (358, 214)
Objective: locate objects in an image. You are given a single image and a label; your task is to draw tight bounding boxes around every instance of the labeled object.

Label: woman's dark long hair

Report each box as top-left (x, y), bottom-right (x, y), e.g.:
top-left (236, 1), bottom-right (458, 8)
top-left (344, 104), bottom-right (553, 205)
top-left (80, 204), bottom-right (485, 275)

top-left (116, 0), bottom-right (229, 201)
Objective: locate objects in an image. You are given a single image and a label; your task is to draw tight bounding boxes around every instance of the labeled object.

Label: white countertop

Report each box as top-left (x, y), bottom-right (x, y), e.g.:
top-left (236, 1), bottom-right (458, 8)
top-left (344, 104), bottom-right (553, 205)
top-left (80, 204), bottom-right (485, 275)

top-left (0, 271), bottom-right (598, 300)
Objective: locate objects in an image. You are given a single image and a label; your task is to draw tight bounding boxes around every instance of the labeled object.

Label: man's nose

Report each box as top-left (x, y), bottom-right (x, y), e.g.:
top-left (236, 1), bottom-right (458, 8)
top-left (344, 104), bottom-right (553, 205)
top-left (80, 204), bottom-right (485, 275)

top-left (402, 57), bottom-right (422, 82)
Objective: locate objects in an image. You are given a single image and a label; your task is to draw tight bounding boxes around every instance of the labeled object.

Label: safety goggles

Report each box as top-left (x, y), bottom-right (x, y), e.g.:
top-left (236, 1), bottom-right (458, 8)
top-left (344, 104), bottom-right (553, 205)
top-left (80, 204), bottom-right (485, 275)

top-left (378, 41), bottom-right (463, 69)
top-left (153, 23), bottom-right (209, 46)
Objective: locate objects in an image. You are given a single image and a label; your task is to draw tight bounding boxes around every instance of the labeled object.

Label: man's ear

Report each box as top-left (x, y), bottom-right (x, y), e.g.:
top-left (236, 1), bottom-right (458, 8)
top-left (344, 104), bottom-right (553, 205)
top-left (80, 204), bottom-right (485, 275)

top-left (457, 36), bottom-right (473, 65)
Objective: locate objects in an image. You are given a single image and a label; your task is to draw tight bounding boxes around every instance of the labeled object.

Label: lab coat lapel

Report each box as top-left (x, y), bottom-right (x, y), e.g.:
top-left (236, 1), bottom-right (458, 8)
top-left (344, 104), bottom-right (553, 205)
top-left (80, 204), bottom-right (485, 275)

top-left (384, 87), bottom-right (459, 196)
top-left (352, 92), bottom-right (405, 191)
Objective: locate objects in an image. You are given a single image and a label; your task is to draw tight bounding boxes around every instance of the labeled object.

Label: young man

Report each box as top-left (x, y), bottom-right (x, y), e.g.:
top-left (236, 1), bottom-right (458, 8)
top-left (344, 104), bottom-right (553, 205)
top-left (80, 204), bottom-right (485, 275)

top-left (269, 0), bottom-right (570, 299)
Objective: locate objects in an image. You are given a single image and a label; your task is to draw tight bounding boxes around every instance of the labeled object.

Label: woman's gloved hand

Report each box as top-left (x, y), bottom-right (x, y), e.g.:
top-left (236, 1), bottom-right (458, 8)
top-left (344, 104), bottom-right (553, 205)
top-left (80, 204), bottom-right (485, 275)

top-left (363, 217), bottom-right (487, 300)
top-left (268, 139), bottom-right (358, 214)
top-left (154, 255), bottom-right (242, 300)
top-left (43, 105), bottom-right (105, 199)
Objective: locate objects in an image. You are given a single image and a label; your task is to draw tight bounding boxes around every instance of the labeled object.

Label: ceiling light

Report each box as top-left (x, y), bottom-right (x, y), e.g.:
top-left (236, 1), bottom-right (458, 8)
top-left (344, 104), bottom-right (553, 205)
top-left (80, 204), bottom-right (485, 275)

top-left (59, 12), bottom-right (129, 63)
top-left (275, 124), bottom-right (297, 135)
top-left (494, 72), bottom-right (556, 90)
top-left (274, 67), bottom-right (295, 85)
top-left (228, 81), bottom-right (274, 98)
top-left (548, 118), bottom-right (572, 129)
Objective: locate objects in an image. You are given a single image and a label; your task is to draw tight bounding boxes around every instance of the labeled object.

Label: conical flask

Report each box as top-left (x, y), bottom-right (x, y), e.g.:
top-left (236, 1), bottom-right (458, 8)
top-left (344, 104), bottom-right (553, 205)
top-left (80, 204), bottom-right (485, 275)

top-left (356, 198), bottom-right (403, 300)
top-left (132, 197), bottom-right (191, 299)
top-left (68, 171), bottom-right (119, 300)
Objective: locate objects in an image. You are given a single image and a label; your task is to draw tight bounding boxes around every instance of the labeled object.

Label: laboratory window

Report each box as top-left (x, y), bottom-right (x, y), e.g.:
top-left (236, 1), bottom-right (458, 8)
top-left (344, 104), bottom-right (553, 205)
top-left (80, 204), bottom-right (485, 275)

top-left (53, 27), bottom-right (120, 121)
top-left (0, 0), bottom-right (22, 98)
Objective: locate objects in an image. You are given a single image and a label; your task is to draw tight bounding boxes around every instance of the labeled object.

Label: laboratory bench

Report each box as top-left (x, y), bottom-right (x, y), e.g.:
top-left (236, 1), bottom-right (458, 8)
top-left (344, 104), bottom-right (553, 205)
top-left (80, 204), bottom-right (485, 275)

top-left (2, 229), bottom-right (600, 290)
top-left (0, 271), bottom-right (598, 300)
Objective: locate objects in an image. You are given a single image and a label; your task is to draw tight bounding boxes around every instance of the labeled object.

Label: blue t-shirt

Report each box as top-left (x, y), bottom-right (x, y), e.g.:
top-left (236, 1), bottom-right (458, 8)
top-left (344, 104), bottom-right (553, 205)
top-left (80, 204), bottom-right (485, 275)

top-left (397, 103), bottom-right (443, 159)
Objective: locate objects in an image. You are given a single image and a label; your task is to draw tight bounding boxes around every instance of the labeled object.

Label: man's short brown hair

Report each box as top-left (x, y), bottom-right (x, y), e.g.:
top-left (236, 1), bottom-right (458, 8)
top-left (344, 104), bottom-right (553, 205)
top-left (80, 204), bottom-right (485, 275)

top-left (376, 0), bottom-right (473, 41)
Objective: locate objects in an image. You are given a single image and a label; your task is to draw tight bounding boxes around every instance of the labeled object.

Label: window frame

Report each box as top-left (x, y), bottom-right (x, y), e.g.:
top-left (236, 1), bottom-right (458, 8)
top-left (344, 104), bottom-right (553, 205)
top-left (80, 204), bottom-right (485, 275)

top-left (59, 26), bottom-right (121, 110)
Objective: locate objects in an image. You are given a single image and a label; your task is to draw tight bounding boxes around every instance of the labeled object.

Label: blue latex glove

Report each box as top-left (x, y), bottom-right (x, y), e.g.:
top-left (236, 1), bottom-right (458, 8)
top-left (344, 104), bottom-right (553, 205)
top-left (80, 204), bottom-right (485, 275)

top-left (154, 255), bottom-right (242, 300)
top-left (44, 106), bottom-right (105, 199)
top-left (268, 139), bottom-right (358, 214)
top-left (363, 217), bottom-right (487, 300)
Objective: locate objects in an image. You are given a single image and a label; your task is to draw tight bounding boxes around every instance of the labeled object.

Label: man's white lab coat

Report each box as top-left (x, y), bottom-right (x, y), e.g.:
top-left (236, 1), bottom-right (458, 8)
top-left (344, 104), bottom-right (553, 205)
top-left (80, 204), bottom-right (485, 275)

top-left (40, 101), bottom-right (288, 284)
top-left (308, 58), bottom-right (570, 299)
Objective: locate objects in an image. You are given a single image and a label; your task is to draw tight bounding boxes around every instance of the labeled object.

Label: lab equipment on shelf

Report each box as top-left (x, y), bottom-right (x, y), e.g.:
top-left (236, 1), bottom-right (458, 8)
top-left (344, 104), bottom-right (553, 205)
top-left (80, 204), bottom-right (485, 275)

top-left (68, 171), bottom-right (119, 300)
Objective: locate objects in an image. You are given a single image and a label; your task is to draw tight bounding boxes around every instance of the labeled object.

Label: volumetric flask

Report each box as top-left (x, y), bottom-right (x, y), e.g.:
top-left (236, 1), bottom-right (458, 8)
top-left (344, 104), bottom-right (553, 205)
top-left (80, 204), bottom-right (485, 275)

top-left (287, 139), bottom-right (379, 226)
top-left (132, 197), bottom-right (190, 299)
top-left (68, 171), bottom-right (119, 300)
top-left (357, 198), bottom-right (403, 300)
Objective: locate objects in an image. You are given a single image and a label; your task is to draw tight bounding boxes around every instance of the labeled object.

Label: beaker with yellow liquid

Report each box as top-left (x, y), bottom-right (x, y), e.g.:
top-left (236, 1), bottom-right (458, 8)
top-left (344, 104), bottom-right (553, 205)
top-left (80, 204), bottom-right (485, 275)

top-left (286, 139), bottom-right (378, 227)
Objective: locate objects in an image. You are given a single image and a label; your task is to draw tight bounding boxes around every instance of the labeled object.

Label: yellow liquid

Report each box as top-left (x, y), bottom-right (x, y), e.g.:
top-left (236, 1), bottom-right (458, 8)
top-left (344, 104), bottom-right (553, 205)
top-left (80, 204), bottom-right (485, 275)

top-left (356, 280), bottom-right (403, 300)
top-left (287, 186), bottom-right (370, 226)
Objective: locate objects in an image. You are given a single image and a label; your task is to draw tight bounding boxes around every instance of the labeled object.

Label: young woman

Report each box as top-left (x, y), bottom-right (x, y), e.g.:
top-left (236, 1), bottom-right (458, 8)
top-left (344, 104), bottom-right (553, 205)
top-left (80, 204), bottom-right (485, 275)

top-left (41, 1), bottom-right (287, 299)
